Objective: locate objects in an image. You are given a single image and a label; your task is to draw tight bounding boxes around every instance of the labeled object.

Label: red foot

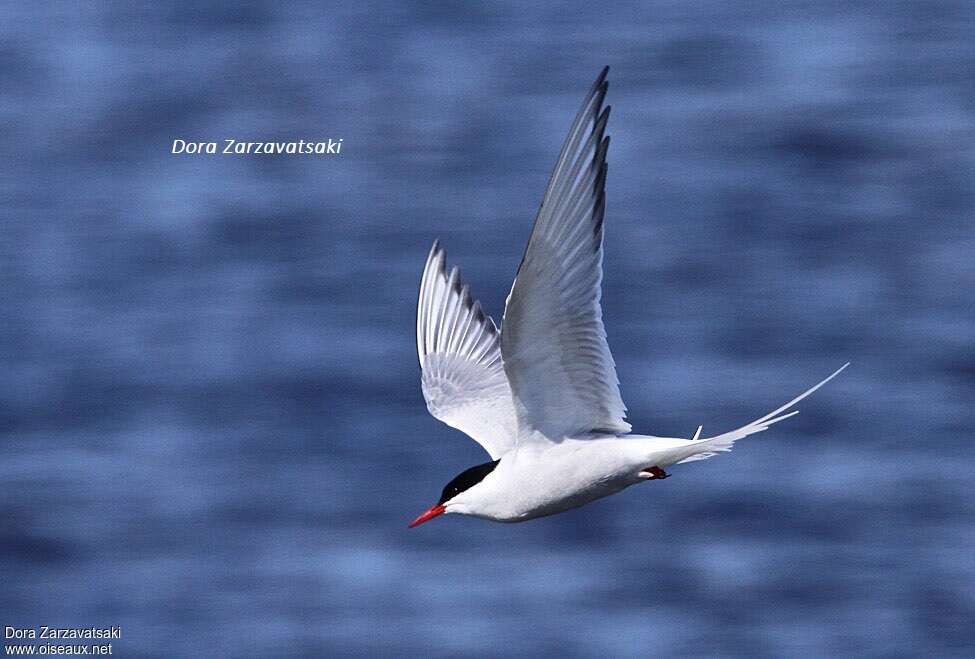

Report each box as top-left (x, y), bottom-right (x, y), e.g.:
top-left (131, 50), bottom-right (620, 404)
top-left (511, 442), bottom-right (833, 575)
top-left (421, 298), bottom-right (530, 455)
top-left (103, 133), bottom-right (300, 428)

top-left (645, 466), bottom-right (669, 480)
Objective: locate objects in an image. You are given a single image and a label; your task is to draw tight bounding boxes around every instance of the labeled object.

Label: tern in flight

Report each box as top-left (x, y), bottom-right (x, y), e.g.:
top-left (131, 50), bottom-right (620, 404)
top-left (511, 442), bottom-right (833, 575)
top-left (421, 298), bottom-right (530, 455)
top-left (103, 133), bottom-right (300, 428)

top-left (410, 67), bottom-right (847, 528)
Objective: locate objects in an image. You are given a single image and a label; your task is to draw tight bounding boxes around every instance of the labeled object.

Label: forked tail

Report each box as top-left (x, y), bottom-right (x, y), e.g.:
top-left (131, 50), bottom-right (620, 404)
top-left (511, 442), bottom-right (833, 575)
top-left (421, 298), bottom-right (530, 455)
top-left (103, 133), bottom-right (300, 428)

top-left (673, 362), bottom-right (849, 464)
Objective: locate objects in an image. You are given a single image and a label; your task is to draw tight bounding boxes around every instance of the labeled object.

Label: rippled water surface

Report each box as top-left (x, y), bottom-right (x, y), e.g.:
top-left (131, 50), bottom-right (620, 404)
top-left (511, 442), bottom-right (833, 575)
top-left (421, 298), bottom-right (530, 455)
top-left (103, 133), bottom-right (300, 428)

top-left (2, 2), bottom-right (974, 657)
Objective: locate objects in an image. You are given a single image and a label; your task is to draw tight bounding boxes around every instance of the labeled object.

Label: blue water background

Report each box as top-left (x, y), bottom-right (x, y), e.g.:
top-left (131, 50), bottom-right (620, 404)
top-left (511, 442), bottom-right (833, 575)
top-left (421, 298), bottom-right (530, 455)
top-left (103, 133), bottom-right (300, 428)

top-left (2, 2), bottom-right (974, 656)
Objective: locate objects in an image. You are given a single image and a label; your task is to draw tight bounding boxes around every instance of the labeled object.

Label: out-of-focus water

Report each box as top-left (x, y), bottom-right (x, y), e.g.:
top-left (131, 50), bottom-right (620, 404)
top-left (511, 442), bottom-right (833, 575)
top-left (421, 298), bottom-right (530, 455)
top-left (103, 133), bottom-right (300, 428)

top-left (2, 2), bottom-right (973, 657)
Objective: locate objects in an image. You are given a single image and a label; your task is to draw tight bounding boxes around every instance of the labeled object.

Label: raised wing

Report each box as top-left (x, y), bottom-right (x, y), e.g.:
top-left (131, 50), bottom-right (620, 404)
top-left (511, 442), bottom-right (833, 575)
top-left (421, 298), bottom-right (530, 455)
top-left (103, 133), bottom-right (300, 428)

top-left (501, 66), bottom-right (631, 439)
top-left (417, 241), bottom-right (519, 459)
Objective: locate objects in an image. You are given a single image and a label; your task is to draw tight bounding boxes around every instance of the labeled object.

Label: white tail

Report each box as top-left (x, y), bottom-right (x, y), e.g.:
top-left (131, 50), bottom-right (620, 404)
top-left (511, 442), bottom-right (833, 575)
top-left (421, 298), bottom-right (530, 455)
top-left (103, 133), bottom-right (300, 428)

top-left (674, 362), bottom-right (849, 464)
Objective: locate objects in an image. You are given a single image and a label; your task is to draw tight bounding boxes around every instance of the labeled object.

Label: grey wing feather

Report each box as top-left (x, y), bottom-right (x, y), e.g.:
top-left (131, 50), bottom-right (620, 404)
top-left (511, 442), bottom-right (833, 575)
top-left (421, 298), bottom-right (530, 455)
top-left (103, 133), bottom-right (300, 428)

top-left (417, 241), bottom-right (519, 459)
top-left (501, 66), bottom-right (631, 439)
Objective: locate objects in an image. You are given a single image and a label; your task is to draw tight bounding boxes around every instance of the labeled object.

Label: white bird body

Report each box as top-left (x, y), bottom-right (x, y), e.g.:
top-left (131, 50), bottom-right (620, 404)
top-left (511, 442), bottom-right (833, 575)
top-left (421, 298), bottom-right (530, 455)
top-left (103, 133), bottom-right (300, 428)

top-left (409, 67), bottom-right (846, 528)
top-left (447, 436), bottom-right (674, 522)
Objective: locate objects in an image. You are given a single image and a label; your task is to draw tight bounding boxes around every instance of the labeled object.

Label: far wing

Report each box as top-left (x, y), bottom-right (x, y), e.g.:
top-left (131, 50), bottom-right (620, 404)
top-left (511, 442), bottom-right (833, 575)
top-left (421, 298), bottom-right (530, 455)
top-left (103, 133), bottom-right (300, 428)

top-left (501, 66), bottom-right (631, 439)
top-left (417, 241), bottom-right (519, 459)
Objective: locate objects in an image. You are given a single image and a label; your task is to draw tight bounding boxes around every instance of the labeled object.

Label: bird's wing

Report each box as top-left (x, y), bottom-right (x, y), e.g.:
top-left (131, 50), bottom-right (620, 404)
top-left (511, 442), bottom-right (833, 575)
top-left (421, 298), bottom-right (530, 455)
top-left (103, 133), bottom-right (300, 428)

top-left (417, 241), bottom-right (520, 459)
top-left (501, 66), bottom-right (631, 439)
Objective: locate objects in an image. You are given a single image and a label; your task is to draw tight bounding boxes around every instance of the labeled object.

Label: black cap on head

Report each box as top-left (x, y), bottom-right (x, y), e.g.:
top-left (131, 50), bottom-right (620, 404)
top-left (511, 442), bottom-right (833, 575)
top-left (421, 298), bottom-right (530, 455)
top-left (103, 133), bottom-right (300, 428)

top-left (438, 459), bottom-right (500, 505)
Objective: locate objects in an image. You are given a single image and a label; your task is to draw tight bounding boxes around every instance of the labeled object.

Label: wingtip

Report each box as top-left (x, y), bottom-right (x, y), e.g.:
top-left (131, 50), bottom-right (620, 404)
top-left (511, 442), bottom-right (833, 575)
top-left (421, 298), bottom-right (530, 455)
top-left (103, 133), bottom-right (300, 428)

top-left (589, 66), bottom-right (610, 95)
top-left (427, 239), bottom-right (443, 264)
